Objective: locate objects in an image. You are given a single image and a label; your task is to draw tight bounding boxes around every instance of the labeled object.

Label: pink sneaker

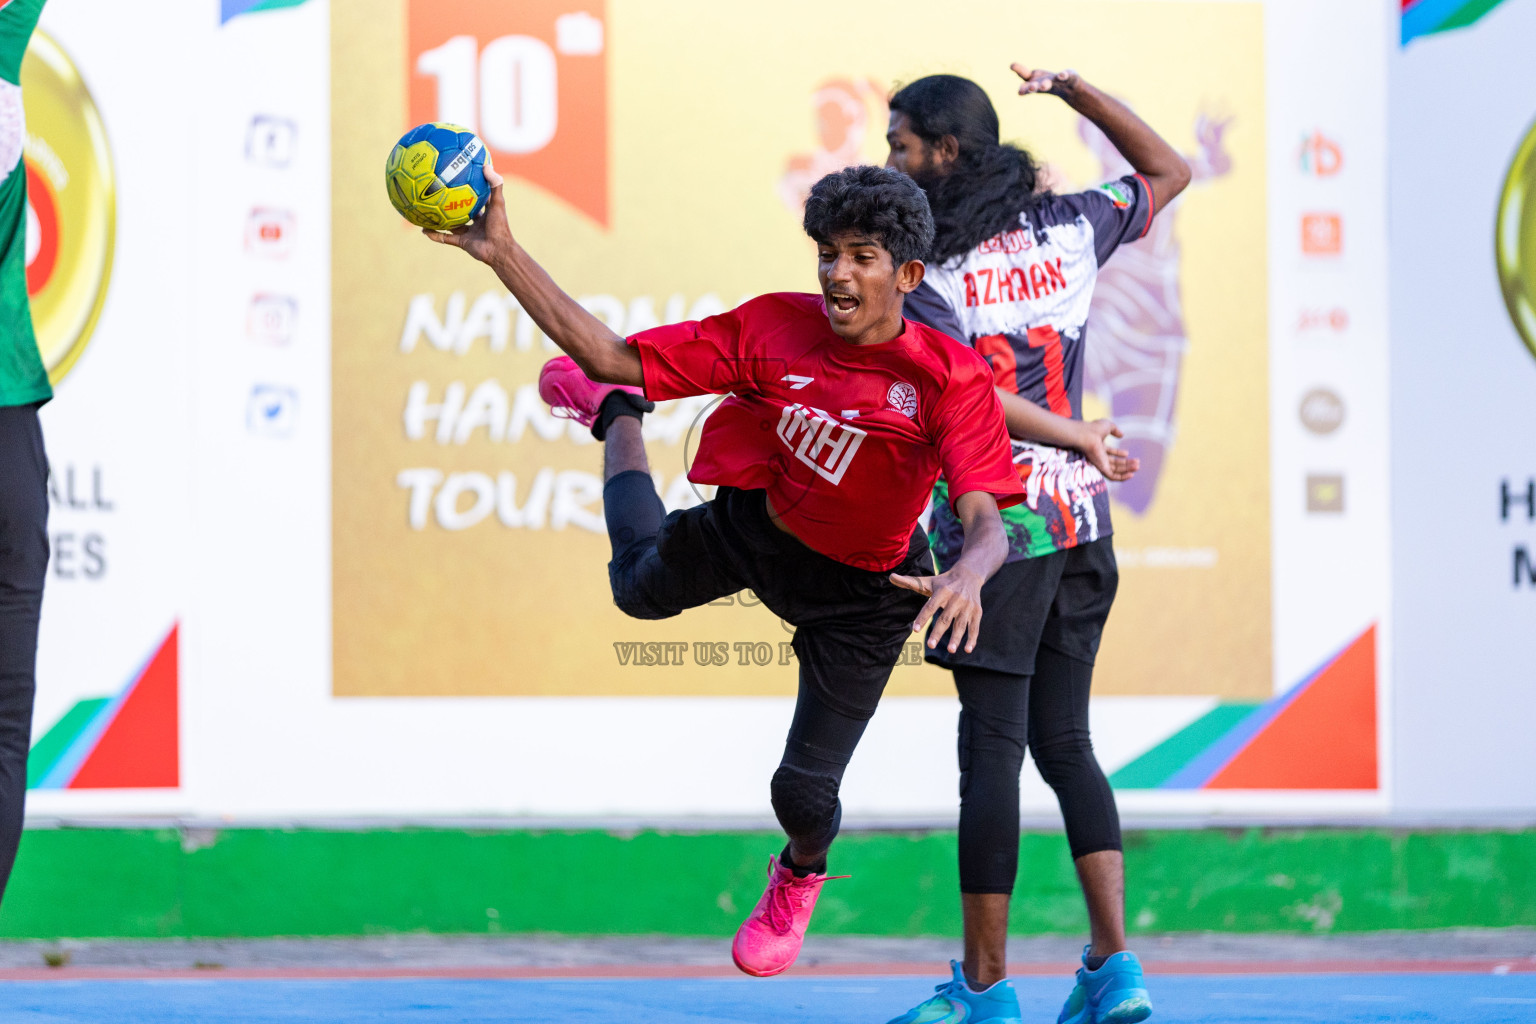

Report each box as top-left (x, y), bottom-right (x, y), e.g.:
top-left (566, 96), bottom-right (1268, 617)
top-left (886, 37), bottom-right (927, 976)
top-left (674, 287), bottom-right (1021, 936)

top-left (731, 855), bottom-right (845, 977)
top-left (537, 355), bottom-right (648, 428)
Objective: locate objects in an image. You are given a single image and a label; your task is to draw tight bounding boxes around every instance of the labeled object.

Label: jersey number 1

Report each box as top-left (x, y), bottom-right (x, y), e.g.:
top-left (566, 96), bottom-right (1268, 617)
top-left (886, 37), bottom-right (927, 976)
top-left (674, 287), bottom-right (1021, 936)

top-left (977, 328), bottom-right (1071, 417)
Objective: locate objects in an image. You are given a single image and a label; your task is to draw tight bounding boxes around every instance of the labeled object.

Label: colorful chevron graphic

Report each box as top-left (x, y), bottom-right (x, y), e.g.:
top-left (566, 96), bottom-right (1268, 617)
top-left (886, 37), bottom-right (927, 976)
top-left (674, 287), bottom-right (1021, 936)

top-left (1111, 625), bottom-right (1377, 790)
top-left (220, 0), bottom-right (312, 25)
top-left (27, 626), bottom-right (179, 790)
top-left (1401, 0), bottom-right (1514, 44)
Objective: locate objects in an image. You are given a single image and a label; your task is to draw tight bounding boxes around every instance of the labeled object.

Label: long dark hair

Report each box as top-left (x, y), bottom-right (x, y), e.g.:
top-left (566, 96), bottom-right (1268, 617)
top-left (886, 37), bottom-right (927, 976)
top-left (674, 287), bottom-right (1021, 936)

top-left (889, 75), bottom-right (1048, 264)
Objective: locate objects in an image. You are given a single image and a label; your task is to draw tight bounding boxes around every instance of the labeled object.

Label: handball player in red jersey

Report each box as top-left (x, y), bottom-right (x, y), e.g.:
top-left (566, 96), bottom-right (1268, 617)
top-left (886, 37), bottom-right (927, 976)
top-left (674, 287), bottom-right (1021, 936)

top-left (427, 163), bottom-right (1025, 977)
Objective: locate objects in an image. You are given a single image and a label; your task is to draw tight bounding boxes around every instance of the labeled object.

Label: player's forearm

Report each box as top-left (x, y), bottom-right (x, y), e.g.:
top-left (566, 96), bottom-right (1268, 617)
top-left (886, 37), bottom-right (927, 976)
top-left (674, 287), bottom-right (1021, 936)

top-left (485, 240), bottom-right (643, 385)
top-left (951, 491), bottom-right (1009, 584)
top-left (997, 388), bottom-right (1087, 449)
top-left (1064, 79), bottom-right (1191, 209)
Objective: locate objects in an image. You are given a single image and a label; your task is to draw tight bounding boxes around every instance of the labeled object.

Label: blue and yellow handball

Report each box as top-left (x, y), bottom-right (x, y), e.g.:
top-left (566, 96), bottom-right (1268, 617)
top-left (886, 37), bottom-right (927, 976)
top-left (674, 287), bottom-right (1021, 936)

top-left (384, 122), bottom-right (492, 230)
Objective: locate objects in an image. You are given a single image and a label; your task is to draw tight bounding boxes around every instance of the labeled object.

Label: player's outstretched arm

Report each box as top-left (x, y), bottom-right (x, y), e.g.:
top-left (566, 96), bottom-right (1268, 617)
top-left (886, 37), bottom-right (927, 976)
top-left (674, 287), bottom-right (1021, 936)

top-left (424, 166), bottom-right (642, 387)
top-left (996, 389), bottom-right (1139, 482)
top-left (1012, 63), bottom-right (1192, 212)
top-left (890, 490), bottom-right (1008, 655)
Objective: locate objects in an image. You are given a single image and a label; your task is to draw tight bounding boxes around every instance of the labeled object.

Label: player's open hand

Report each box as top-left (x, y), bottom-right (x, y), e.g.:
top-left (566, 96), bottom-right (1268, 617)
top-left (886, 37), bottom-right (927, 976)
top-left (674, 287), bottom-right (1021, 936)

top-left (1011, 63), bottom-right (1081, 100)
top-left (1080, 418), bottom-right (1140, 482)
top-left (423, 162), bottom-right (512, 265)
top-left (890, 565), bottom-right (986, 655)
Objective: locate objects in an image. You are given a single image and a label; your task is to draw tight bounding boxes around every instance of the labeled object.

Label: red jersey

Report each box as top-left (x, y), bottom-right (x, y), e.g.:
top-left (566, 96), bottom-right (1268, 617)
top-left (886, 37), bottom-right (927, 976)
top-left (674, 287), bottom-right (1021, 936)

top-left (628, 293), bottom-right (1024, 571)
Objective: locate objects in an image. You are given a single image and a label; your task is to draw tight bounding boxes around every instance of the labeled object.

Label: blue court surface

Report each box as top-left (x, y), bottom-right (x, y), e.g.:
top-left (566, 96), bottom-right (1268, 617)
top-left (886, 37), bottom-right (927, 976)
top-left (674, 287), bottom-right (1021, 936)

top-left (5, 972), bottom-right (1536, 1023)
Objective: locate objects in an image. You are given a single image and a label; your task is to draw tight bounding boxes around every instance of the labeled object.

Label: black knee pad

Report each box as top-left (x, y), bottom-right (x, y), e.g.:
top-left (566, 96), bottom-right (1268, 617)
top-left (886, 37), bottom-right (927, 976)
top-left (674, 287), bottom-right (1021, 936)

top-left (1031, 739), bottom-right (1095, 791)
top-left (770, 764), bottom-right (841, 844)
top-left (609, 590), bottom-right (670, 621)
top-left (606, 561), bottom-right (672, 621)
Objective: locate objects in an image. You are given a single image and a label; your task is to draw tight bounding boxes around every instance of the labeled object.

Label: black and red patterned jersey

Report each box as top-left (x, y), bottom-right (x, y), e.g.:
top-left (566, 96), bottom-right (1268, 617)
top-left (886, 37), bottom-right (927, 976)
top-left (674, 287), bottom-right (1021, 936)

top-left (906, 174), bottom-right (1154, 563)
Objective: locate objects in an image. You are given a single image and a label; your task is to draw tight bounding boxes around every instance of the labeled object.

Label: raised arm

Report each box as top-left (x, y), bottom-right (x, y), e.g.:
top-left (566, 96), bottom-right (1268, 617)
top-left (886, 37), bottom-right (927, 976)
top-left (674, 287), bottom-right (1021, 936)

top-left (1012, 64), bottom-right (1192, 212)
top-left (426, 168), bottom-right (642, 386)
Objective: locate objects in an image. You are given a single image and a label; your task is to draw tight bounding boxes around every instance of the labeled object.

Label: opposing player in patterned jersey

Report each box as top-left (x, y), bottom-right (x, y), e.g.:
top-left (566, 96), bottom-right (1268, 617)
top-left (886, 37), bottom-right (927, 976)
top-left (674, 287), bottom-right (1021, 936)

top-left (0, 0), bottom-right (50, 909)
top-left (426, 162), bottom-right (1025, 979)
top-left (884, 68), bottom-right (1190, 1024)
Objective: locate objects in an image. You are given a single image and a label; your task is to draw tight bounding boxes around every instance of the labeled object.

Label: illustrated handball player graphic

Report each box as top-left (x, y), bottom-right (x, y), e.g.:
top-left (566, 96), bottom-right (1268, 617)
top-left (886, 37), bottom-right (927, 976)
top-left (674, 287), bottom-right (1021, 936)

top-left (426, 162), bottom-right (1025, 978)
top-left (885, 66), bottom-right (1191, 1024)
top-left (1078, 110), bottom-right (1232, 514)
top-left (776, 77), bottom-right (889, 214)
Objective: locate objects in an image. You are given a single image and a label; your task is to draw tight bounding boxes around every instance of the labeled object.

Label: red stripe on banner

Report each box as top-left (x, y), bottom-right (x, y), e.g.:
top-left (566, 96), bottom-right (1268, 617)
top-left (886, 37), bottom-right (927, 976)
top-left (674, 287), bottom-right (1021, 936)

top-left (68, 627), bottom-right (180, 789)
top-left (1205, 625), bottom-right (1377, 790)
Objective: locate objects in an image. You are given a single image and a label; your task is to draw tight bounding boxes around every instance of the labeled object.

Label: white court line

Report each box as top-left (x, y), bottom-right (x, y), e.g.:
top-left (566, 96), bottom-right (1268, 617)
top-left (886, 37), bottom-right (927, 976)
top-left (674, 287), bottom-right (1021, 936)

top-left (1339, 994), bottom-right (1407, 1002)
top-left (811, 986), bottom-right (881, 994)
top-left (1472, 997), bottom-right (1536, 1004)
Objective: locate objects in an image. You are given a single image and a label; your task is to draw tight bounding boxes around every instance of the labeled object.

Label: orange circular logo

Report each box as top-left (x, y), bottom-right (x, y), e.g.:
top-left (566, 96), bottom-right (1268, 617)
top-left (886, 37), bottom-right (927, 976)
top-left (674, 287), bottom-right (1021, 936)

top-left (22, 30), bottom-right (115, 386)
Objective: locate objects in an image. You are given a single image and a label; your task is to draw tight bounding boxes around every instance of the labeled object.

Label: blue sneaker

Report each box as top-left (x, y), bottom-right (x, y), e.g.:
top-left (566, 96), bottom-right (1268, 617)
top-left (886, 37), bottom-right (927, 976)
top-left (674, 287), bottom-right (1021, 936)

top-left (886, 960), bottom-right (1023, 1024)
top-left (1057, 947), bottom-right (1152, 1024)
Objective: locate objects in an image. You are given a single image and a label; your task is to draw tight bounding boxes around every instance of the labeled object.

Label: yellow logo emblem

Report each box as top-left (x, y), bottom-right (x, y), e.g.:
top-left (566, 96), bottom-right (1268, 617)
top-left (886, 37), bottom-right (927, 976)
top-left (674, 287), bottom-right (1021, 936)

top-left (1497, 117), bottom-right (1536, 363)
top-left (22, 30), bottom-right (115, 386)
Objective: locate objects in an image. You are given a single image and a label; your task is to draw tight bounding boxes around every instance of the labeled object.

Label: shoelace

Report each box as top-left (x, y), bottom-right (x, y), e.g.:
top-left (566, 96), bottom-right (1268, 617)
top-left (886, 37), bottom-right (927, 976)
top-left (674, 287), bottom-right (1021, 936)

top-left (540, 373), bottom-right (592, 423)
top-left (762, 864), bottom-right (849, 933)
top-left (907, 978), bottom-right (965, 1016)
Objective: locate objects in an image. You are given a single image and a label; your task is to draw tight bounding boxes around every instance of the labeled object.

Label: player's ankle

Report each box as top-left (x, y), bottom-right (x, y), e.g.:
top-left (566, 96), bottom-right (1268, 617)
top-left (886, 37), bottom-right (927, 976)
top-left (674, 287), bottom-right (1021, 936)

top-left (779, 843), bottom-right (827, 877)
top-left (592, 391), bottom-right (649, 441)
top-left (961, 953), bottom-right (1007, 991)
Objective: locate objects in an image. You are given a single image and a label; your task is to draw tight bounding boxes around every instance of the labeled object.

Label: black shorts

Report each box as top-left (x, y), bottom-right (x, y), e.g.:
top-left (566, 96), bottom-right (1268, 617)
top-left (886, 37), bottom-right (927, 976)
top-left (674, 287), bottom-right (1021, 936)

top-left (610, 486), bottom-right (932, 720)
top-left (925, 536), bottom-right (1118, 674)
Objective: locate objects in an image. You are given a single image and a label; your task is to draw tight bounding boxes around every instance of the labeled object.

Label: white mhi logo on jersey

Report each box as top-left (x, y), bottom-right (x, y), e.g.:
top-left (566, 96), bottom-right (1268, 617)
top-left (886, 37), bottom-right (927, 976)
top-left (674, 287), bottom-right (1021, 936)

top-left (776, 404), bottom-right (867, 485)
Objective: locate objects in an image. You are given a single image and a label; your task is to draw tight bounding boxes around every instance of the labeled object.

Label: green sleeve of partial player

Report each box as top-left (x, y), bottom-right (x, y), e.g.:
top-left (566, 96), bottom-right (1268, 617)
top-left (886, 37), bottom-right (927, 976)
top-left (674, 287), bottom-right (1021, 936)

top-left (0, 0), bottom-right (46, 85)
top-left (0, 159), bottom-right (51, 406)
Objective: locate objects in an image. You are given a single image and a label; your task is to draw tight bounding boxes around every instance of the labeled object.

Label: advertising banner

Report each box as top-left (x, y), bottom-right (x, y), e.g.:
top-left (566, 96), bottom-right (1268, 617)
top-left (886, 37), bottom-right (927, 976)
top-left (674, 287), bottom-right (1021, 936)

top-left (24, 9), bottom-right (189, 799)
top-left (22, 0), bottom-right (1403, 823)
top-left (332, 0), bottom-right (1273, 702)
top-left (1389, 0), bottom-right (1536, 813)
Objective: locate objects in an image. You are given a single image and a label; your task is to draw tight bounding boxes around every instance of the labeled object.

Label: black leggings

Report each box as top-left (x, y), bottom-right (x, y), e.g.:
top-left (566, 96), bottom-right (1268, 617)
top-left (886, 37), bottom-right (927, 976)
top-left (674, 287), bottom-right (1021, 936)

top-left (956, 648), bottom-right (1122, 894)
top-left (603, 470), bottom-right (925, 856)
top-left (0, 404), bottom-right (48, 905)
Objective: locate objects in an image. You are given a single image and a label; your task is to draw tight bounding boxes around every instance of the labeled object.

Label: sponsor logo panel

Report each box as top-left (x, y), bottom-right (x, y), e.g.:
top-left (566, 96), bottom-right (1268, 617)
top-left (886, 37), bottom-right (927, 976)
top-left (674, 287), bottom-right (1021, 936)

top-left (1298, 130), bottom-right (1343, 177)
top-left (247, 294), bottom-right (298, 346)
top-left (247, 384), bottom-right (299, 438)
top-left (1305, 472), bottom-right (1345, 514)
top-left (1300, 212), bottom-right (1342, 256)
top-left (1298, 387), bottom-right (1346, 435)
top-left (245, 114), bottom-right (298, 168)
top-left (244, 207), bottom-right (295, 258)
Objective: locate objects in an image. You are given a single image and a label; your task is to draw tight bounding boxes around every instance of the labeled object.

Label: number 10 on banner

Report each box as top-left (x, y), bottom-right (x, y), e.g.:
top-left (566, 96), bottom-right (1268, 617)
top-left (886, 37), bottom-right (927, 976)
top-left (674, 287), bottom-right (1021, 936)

top-left (408, 3), bottom-right (610, 225)
top-left (417, 35), bottom-right (558, 155)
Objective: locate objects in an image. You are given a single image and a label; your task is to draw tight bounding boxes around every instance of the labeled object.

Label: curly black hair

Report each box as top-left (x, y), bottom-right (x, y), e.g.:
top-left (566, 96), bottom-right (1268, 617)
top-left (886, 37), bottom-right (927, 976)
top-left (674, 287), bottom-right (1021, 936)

top-left (802, 165), bottom-right (935, 267)
top-left (889, 74), bottom-right (1049, 265)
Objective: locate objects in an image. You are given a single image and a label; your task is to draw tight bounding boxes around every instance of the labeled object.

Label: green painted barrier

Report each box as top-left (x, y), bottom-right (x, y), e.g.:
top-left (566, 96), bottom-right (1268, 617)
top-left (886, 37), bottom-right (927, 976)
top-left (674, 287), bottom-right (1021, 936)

top-left (1, 827), bottom-right (1532, 939)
